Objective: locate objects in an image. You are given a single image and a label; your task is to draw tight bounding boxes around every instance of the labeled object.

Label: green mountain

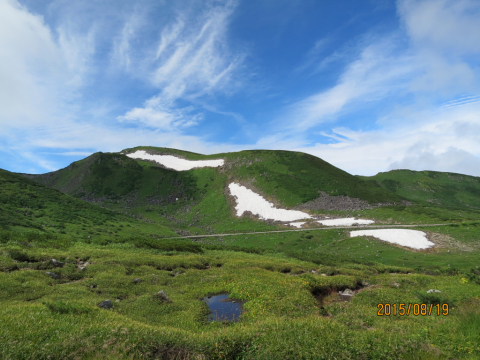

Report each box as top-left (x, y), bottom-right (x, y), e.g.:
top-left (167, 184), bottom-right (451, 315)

top-left (360, 169), bottom-right (480, 210)
top-left (21, 147), bottom-right (406, 234)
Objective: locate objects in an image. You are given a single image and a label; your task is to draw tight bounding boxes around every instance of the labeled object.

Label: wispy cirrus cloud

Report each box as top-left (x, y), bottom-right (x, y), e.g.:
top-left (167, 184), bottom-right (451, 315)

top-left (114, 0), bottom-right (245, 130)
top-left (280, 35), bottom-right (417, 131)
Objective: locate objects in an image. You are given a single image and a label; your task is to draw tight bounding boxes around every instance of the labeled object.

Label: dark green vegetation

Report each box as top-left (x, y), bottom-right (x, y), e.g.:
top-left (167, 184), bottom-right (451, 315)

top-left (1, 147), bottom-right (480, 359)
top-left (0, 168), bottom-right (176, 238)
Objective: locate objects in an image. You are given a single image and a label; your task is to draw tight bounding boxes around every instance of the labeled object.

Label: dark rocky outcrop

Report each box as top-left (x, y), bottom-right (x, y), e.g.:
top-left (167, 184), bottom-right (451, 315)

top-left (294, 191), bottom-right (388, 211)
top-left (98, 300), bottom-right (113, 309)
top-left (293, 191), bottom-right (411, 212)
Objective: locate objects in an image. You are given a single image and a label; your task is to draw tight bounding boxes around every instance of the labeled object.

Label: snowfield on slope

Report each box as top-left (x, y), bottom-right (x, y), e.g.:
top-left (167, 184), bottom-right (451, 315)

top-left (289, 222), bottom-right (306, 228)
top-left (350, 229), bottom-right (434, 249)
top-left (317, 218), bottom-right (374, 226)
top-left (228, 183), bottom-right (312, 222)
top-left (126, 150), bottom-right (224, 171)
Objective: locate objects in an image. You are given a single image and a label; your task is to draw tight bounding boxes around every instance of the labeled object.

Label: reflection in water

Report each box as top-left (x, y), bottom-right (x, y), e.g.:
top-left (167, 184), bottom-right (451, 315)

top-left (204, 294), bottom-right (244, 322)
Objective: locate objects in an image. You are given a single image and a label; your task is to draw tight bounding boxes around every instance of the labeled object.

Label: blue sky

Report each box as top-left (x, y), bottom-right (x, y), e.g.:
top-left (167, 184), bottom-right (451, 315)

top-left (1, 0), bottom-right (480, 176)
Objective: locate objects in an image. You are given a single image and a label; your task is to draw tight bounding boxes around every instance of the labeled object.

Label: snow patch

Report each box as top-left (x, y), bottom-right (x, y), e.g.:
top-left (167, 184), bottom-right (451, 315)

top-left (228, 183), bottom-right (312, 222)
top-left (289, 222), bottom-right (306, 228)
top-left (350, 229), bottom-right (434, 249)
top-left (317, 218), bottom-right (374, 226)
top-left (126, 150), bottom-right (224, 171)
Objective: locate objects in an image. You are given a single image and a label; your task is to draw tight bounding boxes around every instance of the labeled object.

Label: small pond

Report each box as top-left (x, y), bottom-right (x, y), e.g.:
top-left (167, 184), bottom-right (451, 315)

top-left (203, 294), bottom-right (244, 322)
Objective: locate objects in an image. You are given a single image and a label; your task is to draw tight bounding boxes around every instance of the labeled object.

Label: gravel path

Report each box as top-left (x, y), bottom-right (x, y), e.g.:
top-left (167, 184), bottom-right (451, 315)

top-left (162, 223), bottom-right (455, 239)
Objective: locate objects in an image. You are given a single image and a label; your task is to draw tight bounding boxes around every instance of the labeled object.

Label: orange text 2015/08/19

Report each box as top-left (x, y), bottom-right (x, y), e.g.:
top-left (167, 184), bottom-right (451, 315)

top-left (377, 303), bottom-right (449, 316)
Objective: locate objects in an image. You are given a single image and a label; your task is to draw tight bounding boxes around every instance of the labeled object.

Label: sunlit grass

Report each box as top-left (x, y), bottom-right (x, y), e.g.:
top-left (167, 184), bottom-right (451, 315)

top-left (1, 234), bottom-right (480, 359)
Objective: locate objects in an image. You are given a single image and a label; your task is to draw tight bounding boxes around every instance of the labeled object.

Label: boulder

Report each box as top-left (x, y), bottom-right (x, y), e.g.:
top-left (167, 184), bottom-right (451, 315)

top-left (339, 289), bottom-right (354, 296)
top-left (338, 289), bottom-right (354, 301)
top-left (46, 272), bottom-right (60, 279)
top-left (51, 259), bottom-right (64, 268)
top-left (98, 300), bottom-right (113, 309)
top-left (154, 290), bottom-right (171, 302)
top-left (133, 278), bottom-right (142, 284)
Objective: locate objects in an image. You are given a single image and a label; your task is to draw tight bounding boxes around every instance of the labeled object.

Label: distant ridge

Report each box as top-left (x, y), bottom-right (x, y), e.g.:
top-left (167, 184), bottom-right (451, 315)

top-left (360, 169), bottom-right (480, 210)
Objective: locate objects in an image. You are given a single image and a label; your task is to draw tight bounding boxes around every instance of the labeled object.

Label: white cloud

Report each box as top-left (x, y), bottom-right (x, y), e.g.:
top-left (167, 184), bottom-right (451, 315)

top-left (398, 0), bottom-right (480, 95)
top-left (0, 0), bottom-right (95, 129)
top-left (0, 0), bottom-right (61, 124)
top-left (389, 147), bottom-right (480, 176)
top-left (398, 0), bottom-right (480, 55)
top-left (0, 0), bottom-right (246, 173)
top-left (150, 0), bottom-right (243, 99)
top-left (115, 0), bottom-right (245, 130)
top-left (263, 0), bottom-right (480, 176)
top-left (293, 100), bottom-right (480, 176)
top-left (281, 1), bottom-right (480, 134)
top-left (280, 36), bottom-right (417, 131)
top-left (117, 102), bottom-right (201, 129)
top-left (110, 14), bottom-right (139, 70)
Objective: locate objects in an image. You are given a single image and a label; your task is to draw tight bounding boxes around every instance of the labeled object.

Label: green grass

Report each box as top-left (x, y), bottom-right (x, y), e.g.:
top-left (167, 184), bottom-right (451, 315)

top-left (1, 232), bottom-right (480, 359)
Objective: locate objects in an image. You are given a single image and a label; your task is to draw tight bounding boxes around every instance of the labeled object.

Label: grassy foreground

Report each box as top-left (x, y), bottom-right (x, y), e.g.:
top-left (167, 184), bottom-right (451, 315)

top-left (1, 229), bottom-right (480, 359)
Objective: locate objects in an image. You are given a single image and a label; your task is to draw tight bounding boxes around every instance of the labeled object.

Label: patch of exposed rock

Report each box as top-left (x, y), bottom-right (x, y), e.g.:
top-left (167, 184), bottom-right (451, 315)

top-left (426, 232), bottom-right (477, 251)
top-left (294, 191), bottom-right (410, 211)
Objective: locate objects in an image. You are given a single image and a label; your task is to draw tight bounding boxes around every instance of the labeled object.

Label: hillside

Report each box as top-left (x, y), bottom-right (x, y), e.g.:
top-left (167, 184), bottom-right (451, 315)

top-left (22, 147), bottom-right (407, 234)
top-left (360, 170), bottom-right (480, 210)
top-left (122, 146), bottom-right (405, 206)
top-left (0, 168), bottom-right (176, 238)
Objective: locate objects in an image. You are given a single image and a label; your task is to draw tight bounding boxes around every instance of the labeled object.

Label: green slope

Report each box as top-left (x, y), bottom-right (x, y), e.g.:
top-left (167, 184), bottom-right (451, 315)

top-left (122, 146), bottom-right (405, 206)
top-left (360, 170), bottom-right (480, 210)
top-left (21, 147), bottom-right (406, 234)
top-left (23, 151), bottom-right (199, 203)
top-left (0, 168), bottom-right (176, 238)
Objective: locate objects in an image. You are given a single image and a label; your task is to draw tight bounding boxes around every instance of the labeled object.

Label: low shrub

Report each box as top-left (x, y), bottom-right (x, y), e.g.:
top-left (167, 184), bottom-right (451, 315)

top-left (414, 291), bottom-right (455, 306)
top-left (8, 250), bottom-right (37, 262)
top-left (133, 237), bottom-right (203, 253)
top-left (43, 300), bottom-right (94, 315)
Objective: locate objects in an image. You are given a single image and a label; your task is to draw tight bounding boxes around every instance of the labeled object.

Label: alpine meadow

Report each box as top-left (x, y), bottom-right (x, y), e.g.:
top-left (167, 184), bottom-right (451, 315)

top-left (1, 147), bottom-right (480, 359)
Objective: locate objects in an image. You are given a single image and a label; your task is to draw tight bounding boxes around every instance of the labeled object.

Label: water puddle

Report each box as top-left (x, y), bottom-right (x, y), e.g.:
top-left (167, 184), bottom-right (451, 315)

top-left (203, 294), bottom-right (244, 322)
